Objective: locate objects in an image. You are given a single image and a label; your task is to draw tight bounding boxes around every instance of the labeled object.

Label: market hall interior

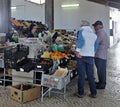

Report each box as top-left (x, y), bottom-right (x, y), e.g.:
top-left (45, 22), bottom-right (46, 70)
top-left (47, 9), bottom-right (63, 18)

top-left (0, 41), bottom-right (120, 107)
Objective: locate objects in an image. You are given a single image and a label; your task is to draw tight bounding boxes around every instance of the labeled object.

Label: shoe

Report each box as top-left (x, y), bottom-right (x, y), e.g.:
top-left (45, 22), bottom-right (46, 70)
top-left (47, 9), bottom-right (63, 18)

top-left (96, 86), bottom-right (105, 89)
top-left (95, 82), bottom-right (100, 85)
top-left (89, 94), bottom-right (97, 98)
top-left (74, 93), bottom-right (84, 98)
top-left (85, 78), bottom-right (88, 81)
top-left (77, 94), bottom-right (84, 98)
top-left (96, 85), bottom-right (105, 89)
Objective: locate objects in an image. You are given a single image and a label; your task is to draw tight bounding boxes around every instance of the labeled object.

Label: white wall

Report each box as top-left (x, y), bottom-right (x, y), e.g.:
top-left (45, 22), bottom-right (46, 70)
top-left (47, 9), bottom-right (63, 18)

top-left (11, 0), bottom-right (45, 23)
top-left (54, 0), bottom-right (110, 35)
top-left (11, 0), bottom-right (110, 35)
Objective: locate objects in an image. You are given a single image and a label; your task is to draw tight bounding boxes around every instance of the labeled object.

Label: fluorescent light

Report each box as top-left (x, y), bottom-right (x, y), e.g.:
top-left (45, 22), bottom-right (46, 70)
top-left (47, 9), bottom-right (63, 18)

top-left (27, 0), bottom-right (40, 4)
top-left (61, 4), bottom-right (79, 8)
top-left (27, 0), bottom-right (45, 4)
top-left (11, 6), bottom-right (16, 10)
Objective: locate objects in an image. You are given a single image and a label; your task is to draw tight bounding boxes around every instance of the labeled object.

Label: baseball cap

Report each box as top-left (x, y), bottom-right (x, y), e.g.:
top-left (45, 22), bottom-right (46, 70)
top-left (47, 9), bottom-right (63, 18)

top-left (92, 21), bottom-right (103, 27)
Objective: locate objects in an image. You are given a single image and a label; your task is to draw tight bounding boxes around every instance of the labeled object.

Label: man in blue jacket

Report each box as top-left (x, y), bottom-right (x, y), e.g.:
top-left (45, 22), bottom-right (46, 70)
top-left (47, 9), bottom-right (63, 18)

top-left (75, 20), bottom-right (98, 98)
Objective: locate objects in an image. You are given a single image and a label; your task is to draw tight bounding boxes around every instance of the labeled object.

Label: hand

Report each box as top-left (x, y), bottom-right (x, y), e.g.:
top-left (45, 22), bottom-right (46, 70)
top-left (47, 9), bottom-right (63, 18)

top-left (75, 52), bottom-right (82, 58)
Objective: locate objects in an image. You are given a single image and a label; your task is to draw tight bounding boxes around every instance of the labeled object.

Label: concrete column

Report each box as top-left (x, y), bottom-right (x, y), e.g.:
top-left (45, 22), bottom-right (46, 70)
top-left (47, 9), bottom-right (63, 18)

top-left (45, 0), bottom-right (54, 31)
top-left (0, 0), bottom-right (11, 33)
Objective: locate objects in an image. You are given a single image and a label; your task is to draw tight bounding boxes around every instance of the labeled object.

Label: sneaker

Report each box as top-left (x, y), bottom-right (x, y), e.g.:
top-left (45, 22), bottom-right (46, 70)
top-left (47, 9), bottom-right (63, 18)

top-left (89, 94), bottom-right (97, 98)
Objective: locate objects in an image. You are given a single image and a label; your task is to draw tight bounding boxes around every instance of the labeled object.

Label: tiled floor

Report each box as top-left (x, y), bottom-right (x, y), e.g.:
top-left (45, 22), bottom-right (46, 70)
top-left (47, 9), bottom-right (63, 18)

top-left (1, 42), bottom-right (120, 107)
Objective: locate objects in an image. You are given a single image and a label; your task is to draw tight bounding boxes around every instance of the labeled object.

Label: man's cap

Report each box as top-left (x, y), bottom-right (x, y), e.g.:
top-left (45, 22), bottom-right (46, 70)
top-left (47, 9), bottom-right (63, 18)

top-left (92, 21), bottom-right (103, 27)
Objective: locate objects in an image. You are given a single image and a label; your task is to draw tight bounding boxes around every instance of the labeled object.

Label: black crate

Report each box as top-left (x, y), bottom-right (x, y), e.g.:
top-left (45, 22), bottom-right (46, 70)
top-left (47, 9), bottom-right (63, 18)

top-left (15, 59), bottom-right (35, 72)
top-left (4, 44), bottom-right (29, 69)
top-left (0, 76), bottom-right (12, 86)
top-left (36, 58), bottom-right (53, 73)
top-left (4, 44), bottom-right (29, 60)
top-left (59, 57), bottom-right (70, 67)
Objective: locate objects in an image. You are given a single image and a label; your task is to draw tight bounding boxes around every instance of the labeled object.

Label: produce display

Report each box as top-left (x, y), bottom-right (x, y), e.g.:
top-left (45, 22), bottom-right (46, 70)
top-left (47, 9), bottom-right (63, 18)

top-left (0, 18), bottom-right (79, 103)
top-left (41, 51), bottom-right (70, 61)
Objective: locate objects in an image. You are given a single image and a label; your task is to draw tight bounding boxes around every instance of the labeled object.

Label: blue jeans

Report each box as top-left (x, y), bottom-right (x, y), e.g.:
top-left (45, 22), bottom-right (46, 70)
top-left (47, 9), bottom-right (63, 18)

top-left (95, 58), bottom-right (107, 88)
top-left (77, 57), bottom-right (97, 95)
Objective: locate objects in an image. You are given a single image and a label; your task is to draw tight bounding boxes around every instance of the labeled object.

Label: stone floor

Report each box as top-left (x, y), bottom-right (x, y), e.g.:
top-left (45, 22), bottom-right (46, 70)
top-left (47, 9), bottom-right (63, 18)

top-left (0, 42), bottom-right (120, 107)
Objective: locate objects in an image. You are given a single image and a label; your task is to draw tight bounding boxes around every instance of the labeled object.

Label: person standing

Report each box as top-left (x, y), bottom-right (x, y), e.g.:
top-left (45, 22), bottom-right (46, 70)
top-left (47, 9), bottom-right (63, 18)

top-left (75, 20), bottom-right (98, 98)
top-left (92, 20), bottom-right (108, 89)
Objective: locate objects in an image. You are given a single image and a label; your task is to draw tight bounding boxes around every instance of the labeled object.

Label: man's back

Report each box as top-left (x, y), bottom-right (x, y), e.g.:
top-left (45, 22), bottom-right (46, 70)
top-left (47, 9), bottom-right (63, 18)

top-left (76, 26), bottom-right (97, 57)
top-left (95, 28), bottom-right (108, 60)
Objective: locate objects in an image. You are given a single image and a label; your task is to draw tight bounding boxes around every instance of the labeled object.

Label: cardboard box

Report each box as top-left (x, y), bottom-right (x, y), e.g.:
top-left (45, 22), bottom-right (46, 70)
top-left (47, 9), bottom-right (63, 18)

top-left (53, 67), bottom-right (68, 77)
top-left (10, 84), bottom-right (40, 103)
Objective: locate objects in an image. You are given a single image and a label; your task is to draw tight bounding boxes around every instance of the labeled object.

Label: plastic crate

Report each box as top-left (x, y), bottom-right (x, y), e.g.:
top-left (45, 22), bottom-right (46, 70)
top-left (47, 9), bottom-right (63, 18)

top-left (4, 44), bottom-right (29, 60)
top-left (4, 44), bottom-right (29, 69)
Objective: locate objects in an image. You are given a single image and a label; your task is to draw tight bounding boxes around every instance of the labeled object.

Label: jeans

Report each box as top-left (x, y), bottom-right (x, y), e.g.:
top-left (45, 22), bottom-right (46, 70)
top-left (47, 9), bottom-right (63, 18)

top-left (95, 58), bottom-right (107, 88)
top-left (77, 57), bottom-right (97, 95)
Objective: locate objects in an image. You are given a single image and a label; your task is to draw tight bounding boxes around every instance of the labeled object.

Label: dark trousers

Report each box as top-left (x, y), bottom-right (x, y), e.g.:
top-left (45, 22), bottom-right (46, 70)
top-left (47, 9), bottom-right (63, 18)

top-left (77, 57), bottom-right (97, 95)
top-left (95, 58), bottom-right (107, 88)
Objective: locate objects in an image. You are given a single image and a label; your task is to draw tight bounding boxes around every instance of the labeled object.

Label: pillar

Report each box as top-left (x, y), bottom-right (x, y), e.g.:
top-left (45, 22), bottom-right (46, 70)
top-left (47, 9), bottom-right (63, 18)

top-left (45, 0), bottom-right (54, 31)
top-left (0, 0), bottom-right (11, 33)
